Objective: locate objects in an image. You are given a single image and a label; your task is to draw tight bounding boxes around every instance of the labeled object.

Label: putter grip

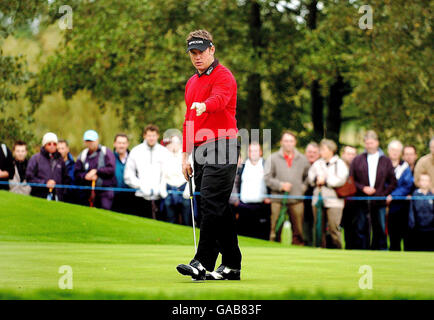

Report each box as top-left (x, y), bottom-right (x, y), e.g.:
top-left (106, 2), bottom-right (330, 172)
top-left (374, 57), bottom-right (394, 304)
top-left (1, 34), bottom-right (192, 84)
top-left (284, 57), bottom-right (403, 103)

top-left (189, 176), bottom-right (193, 197)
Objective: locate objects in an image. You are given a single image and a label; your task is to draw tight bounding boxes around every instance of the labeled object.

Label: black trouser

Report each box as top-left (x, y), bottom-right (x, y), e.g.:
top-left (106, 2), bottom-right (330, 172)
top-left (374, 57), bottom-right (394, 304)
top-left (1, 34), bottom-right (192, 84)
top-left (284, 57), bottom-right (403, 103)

top-left (112, 191), bottom-right (137, 215)
top-left (388, 202), bottom-right (410, 251)
top-left (131, 196), bottom-right (162, 220)
top-left (408, 230), bottom-right (434, 251)
top-left (342, 200), bottom-right (356, 249)
top-left (353, 200), bottom-right (387, 250)
top-left (192, 138), bottom-right (241, 271)
top-left (236, 201), bottom-right (270, 240)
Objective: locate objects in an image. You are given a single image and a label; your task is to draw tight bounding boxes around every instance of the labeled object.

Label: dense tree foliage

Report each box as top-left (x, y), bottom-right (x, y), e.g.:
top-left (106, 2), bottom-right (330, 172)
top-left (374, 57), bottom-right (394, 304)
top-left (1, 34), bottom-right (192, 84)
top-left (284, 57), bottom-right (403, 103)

top-left (1, 0), bottom-right (432, 154)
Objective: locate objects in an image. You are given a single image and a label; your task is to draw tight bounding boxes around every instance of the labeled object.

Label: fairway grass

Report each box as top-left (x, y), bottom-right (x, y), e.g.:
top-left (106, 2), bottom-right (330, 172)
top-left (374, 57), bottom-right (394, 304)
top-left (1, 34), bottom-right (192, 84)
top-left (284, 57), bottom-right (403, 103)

top-left (1, 191), bottom-right (433, 300)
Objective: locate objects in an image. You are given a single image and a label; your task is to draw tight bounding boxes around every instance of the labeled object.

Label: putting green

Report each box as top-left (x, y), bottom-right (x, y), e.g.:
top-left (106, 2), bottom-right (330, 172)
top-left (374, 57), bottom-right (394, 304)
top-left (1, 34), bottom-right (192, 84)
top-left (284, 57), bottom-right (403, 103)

top-left (0, 191), bottom-right (433, 300)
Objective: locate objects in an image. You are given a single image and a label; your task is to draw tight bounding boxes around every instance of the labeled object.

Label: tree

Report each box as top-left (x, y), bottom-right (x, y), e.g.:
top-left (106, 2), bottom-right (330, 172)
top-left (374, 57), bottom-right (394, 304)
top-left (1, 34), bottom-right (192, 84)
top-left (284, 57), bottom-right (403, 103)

top-left (0, 0), bottom-right (49, 148)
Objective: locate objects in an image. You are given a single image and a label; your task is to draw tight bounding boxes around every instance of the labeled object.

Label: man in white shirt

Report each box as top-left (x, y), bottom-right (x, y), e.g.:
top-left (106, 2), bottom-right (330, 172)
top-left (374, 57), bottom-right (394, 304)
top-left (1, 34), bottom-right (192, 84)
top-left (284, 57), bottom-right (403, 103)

top-left (350, 131), bottom-right (397, 250)
top-left (233, 142), bottom-right (271, 240)
top-left (124, 124), bottom-right (170, 219)
top-left (367, 150), bottom-right (380, 188)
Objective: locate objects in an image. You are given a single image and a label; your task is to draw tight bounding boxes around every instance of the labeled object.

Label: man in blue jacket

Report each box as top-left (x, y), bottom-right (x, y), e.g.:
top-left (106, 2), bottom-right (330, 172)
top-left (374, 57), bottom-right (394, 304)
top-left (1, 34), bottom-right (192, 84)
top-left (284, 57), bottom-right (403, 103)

top-left (386, 140), bottom-right (414, 251)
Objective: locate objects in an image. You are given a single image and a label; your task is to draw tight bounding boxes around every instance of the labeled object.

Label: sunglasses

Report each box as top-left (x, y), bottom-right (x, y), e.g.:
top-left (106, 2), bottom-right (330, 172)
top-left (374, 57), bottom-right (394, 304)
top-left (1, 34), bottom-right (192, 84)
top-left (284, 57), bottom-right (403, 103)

top-left (46, 142), bottom-right (57, 146)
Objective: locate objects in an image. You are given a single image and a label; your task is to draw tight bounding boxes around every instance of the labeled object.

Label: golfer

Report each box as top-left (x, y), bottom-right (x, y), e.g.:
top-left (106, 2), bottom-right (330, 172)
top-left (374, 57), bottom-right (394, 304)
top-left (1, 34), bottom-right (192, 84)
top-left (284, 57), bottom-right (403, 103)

top-left (176, 30), bottom-right (242, 281)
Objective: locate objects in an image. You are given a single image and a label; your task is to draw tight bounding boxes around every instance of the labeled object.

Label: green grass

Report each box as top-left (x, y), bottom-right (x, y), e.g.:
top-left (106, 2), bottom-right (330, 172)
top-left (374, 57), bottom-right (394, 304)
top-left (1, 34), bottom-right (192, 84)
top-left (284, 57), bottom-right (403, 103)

top-left (1, 190), bottom-right (433, 300)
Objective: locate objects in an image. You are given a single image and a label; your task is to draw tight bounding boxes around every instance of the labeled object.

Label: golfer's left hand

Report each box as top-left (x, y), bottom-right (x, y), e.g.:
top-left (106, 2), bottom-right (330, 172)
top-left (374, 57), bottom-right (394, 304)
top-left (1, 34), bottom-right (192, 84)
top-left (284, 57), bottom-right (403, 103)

top-left (191, 102), bottom-right (206, 116)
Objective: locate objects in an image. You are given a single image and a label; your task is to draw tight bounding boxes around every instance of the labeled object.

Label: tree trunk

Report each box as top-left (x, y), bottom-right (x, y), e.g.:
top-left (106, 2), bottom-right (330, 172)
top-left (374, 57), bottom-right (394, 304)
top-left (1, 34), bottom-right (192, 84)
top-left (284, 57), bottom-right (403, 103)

top-left (311, 80), bottom-right (324, 140)
top-left (326, 74), bottom-right (351, 145)
top-left (307, 0), bottom-right (324, 140)
top-left (245, 0), bottom-right (262, 131)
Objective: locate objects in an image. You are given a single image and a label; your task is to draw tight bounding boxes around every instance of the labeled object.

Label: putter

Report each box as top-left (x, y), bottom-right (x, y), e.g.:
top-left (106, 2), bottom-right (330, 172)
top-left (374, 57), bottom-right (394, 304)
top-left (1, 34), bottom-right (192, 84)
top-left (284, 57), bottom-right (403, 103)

top-left (188, 175), bottom-right (197, 254)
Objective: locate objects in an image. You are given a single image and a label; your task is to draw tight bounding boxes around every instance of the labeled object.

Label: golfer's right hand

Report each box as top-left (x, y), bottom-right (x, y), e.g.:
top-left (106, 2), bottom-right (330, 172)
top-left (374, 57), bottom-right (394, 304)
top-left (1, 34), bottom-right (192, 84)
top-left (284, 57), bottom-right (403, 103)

top-left (182, 160), bottom-right (193, 181)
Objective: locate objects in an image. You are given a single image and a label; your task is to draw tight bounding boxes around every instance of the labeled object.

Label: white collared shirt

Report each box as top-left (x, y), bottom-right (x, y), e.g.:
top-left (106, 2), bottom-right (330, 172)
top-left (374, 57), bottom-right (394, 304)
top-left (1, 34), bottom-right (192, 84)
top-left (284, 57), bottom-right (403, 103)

top-left (367, 151), bottom-right (380, 188)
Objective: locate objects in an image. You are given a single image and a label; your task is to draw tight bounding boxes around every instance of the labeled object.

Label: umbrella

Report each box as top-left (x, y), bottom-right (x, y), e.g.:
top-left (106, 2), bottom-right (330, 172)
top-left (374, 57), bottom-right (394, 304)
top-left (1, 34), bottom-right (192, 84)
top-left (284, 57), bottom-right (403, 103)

top-left (314, 189), bottom-right (324, 247)
top-left (275, 191), bottom-right (289, 234)
top-left (89, 180), bottom-right (96, 207)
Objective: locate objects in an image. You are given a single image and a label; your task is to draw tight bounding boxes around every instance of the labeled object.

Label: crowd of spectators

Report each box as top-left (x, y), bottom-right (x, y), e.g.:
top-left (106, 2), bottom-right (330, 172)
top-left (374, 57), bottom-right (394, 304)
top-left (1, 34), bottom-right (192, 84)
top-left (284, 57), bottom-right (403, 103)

top-left (0, 126), bottom-right (433, 251)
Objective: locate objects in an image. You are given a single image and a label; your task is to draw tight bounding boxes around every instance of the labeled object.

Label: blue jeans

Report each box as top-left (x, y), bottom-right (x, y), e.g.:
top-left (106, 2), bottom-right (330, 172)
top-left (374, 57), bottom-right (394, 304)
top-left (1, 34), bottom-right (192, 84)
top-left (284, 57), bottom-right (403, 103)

top-left (164, 184), bottom-right (192, 226)
top-left (353, 200), bottom-right (387, 250)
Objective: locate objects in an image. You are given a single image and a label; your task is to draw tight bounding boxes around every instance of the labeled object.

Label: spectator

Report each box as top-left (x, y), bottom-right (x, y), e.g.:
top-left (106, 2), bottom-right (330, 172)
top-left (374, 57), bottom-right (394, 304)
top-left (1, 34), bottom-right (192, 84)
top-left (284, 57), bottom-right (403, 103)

top-left (57, 139), bottom-right (76, 203)
top-left (340, 145), bottom-right (358, 249)
top-left (403, 145), bottom-right (418, 174)
top-left (308, 139), bottom-right (349, 248)
top-left (305, 142), bottom-right (320, 165)
top-left (350, 130), bottom-right (397, 250)
top-left (408, 174), bottom-right (434, 251)
top-left (9, 141), bottom-right (31, 195)
top-left (124, 124), bottom-right (170, 219)
top-left (264, 131), bottom-right (310, 244)
top-left (111, 133), bottom-right (136, 215)
top-left (232, 142), bottom-right (271, 240)
top-left (414, 137), bottom-right (434, 191)
top-left (386, 140), bottom-right (414, 251)
top-left (341, 145), bottom-right (358, 168)
top-left (26, 132), bottom-right (70, 200)
top-left (0, 142), bottom-right (14, 191)
top-left (303, 142), bottom-right (320, 246)
top-left (160, 135), bottom-right (192, 225)
top-left (74, 130), bottom-right (116, 210)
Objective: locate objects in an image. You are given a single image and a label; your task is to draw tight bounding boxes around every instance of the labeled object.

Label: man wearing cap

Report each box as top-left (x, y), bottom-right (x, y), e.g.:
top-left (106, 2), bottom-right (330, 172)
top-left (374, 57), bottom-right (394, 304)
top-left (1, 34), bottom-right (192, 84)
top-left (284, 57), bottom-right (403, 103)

top-left (176, 30), bottom-right (242, 281)
top-left (74, 130), bottom-right (116, 210)
top-left (26, 132), bottom-right (70, 200)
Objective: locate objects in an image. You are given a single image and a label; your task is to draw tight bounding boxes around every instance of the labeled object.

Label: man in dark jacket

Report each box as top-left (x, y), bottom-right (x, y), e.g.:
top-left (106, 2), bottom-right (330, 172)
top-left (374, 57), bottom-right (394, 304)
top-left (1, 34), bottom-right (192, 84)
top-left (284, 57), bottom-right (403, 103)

top-left (111, 133), bottom-right (135, 214)
top-left (10, 141), bottom-right (31, 195)
top-left (58, 140), bottom-right (75, 184)
top-left (58, 139), bottom-right (77, 203)
top-left (350, 131), bottom-right (397, 250)
top-left (74, 130), bottom-right (116, 210)
top-left (26, 133), bottom-right (70, 200)
top-left (0, 142), bottom-right (14, 191)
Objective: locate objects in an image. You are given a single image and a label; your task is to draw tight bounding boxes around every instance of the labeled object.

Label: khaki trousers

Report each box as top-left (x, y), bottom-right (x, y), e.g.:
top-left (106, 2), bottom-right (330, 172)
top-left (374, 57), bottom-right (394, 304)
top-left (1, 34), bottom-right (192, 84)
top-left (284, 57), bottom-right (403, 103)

top-left (313, 206), bottom-right (343, 248)
top-left (270, 201), bottom-right (304, 245)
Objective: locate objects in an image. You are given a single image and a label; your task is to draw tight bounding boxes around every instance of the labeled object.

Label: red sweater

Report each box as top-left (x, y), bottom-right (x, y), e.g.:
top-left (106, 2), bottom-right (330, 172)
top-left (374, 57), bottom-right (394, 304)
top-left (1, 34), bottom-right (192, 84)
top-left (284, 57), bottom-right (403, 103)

top-left (182, 61), bottom-right (238, 153)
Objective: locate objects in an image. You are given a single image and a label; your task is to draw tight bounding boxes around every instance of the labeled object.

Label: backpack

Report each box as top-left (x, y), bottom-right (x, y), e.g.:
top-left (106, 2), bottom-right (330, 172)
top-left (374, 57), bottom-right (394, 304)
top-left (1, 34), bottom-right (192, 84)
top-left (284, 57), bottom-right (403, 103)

top-left (80, 146), bottom-right (107, 167)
